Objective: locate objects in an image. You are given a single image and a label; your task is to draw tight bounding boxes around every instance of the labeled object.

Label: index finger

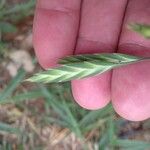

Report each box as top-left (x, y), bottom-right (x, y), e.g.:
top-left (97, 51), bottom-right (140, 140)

top-left (33, 0), bottom-right (81, 68)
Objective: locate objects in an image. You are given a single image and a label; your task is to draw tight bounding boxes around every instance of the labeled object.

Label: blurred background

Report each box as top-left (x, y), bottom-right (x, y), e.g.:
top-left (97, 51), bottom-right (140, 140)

top-left (0, 0), bottom-right (150, 150)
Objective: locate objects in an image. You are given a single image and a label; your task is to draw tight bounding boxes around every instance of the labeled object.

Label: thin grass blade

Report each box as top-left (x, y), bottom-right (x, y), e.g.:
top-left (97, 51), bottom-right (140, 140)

top-left (113, 139), bottom-right (150, 150)
top-left (0, 89), bottom-right (43, 104)
top-left (0, 122), bottom-right (20, 134)
top-left (0, 68), bottom-right (26, 100)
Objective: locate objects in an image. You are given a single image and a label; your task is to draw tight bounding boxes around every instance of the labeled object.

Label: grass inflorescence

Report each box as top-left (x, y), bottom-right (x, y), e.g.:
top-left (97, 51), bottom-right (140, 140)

top-left (27, 53), bottom-right (150, 83)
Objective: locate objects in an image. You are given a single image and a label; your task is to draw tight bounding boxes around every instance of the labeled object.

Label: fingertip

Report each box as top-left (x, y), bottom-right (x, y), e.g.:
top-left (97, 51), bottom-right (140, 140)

top-left (33, 0), bottom-right (81, 69)
top-left (112, 62), bottom-right (150, 121)
top-left (113, 104), bottom-right (150, 121)
top-left (33, 8), bottom-right (59, 69)
top-left (71, 74), bottom-right (111, 110)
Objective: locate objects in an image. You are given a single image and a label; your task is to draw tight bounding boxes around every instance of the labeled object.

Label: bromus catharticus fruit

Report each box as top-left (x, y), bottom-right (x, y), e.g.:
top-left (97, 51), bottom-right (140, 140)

top-left (26, 53), bottom-right (150, 83)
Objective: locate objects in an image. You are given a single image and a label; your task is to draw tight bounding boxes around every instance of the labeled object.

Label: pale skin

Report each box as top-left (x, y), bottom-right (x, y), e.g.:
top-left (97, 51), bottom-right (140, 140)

top-left (33, 0), bottom-right (150, 121)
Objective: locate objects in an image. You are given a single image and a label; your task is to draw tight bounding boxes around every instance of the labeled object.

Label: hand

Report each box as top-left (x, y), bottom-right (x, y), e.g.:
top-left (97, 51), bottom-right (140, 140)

top-left (33, 0), bottom-right (150, 121)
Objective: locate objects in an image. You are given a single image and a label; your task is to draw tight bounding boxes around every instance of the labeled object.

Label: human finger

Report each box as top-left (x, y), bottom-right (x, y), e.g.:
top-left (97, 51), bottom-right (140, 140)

top-left (72, 0), bottom-right (128, 109)
top-left (112, 0), bottom-right (150, 121)
top-left (33, 0), bottom-right (81, 68)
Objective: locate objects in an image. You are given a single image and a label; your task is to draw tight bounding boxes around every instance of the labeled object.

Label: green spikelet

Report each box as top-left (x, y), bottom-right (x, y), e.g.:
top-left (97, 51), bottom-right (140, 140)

top-left (26, 53), bottom-right (149, 83)
top-left (129, 23), bottom-right (150, 39)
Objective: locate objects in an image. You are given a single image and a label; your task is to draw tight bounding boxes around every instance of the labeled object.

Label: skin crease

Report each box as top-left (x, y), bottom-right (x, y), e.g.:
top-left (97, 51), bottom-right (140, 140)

top-left (33, 0), bottom-right (150, 121)
top-left (112, 0), bottom-right (150, 121)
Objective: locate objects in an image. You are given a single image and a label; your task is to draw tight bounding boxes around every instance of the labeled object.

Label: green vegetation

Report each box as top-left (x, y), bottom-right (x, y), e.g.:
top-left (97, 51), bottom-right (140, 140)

top-left (0, 1), bottom-right (150, 149)
top-left (27, 53), bottom-right (149, 83)
top-left (1, 72), bottom-right (150, 149)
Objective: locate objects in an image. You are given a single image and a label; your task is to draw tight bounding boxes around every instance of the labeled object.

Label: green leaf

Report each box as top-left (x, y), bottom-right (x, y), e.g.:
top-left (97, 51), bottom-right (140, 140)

top-left (39, 85), bottom-right (74, 125)
top-left (0, 89), bottom-right (43, 104)
top-left (0, 68), bottom-right (26, 100)
top-left (129, 23), bottom-right (150, 39)
top-left (0, 122), bottom-right (20, 134)
top-left (62, 100), bottom-right (82, 138)
top-left (79, 104), bottom-right (113, 127)
top-left (0, 22), bottom-right (17, 33)
top-left (113, 139), bottom-right (150, 150)
top-left (26, 53), bottom-right (148, 83)
top-left (98, 116), bottom-right (116, 150)
top-left (0, 0), bottom-right (6, 10)
top-left (0, 0), bottom-right (35, 20)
